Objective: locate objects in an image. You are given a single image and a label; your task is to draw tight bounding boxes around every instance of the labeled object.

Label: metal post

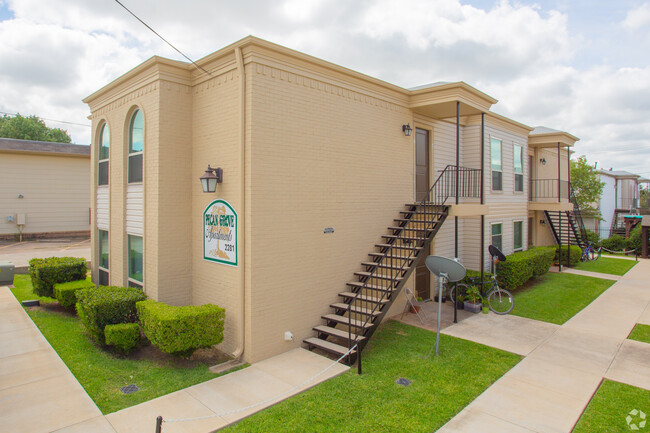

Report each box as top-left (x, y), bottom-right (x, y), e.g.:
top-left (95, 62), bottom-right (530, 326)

top-left (480, 113), bottom-right (485, 283)
top-left (453, 101), bottom-right (460, 322)
top-left (557, 142), bottom-right (561, 203)
top-left (357, 349), bottom-right (362, 375)
top-left (435, 274), bottom-right (446, 356)
top-left (567, 147), bottom-right (571, 267)
top-left (155, 416), bottom-right (163, 433)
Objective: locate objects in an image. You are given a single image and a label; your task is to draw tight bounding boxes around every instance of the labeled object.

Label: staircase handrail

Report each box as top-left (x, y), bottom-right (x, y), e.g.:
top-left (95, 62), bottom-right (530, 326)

top-left (347, 164), bottom-right (481, 357)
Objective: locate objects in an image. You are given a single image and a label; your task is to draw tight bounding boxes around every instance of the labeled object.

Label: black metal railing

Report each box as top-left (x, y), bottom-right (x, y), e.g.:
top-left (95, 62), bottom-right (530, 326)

top-left (346, 165), bottom-right (480, 369)
top-left (529, 179), bottom-right (569, 201)
top-left (569, 184), bottom-right (589, 247)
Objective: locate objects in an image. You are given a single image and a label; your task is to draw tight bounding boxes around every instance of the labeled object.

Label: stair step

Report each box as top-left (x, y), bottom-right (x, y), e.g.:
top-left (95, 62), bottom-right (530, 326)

top-left (375, 243), bottom-right (422, 251)
top-left (388, 225), bottom-right (434, 232)
top-left (368, 252), bottom-right (415, 261)
top-left (346, 281), bottom-right (394, 292)
top-left (322, 314), bottom-right (374, 329)
top-left (361, 261), bottom-right (404, 271)
top-left (399, 210), bottom-right (445, 216)
top-left (305, 337), bottom-right (356, 357)
top-left (339, 291), bottom-right (390, 304)
top-left (354, 271), bottom-right (402, 281)
top-left (313, 325), bottom-right (365, 341)
top-left (330, 302), bottom-right (382, 317)
top-left (382, 234), bottom-right (425, 242)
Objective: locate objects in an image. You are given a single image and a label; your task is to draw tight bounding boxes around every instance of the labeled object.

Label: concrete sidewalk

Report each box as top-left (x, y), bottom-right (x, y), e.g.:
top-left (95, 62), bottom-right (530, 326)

top-left (438, 259), bottom-right (650, 433)
top-left (0, 284), bottom-right (348, 433)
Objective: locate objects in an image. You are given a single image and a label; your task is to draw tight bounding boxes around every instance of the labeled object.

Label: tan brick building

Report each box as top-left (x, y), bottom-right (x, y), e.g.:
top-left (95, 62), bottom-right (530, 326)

top-left (84, 36), bottom-right (583, 364)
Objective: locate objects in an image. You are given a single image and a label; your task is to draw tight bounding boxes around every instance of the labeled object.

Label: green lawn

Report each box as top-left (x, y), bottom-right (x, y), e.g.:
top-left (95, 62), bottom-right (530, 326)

top-left (511, 273), bottom-right (615, 325)
top-left (628, 324), bottom-right (650, 344)
top-left (573, 257), bottom-right (637, 276)
top-left (223, 321), bottom-right (521, 433)
top-left (573, 380), bottom-right (650, 433)
top-left (11, 275), bottom-right (236, 414)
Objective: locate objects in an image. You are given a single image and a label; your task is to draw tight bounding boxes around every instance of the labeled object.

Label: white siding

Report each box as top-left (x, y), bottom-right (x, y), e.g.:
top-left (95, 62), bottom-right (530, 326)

top-left (126, 184), bottom-right (143, 235)
top-left (96, 186), bottom-right (109, 230)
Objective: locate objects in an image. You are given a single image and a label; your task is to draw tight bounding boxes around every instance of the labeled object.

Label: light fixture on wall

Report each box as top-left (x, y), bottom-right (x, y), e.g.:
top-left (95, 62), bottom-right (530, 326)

top-left (402, 123), bottom-right (412, 137)
top-left (539, 157), bottom-right (547, 165)
top-left (540, 219), bottom-right (546, 225)
top-left (199, 165), bottom-right (223, 193)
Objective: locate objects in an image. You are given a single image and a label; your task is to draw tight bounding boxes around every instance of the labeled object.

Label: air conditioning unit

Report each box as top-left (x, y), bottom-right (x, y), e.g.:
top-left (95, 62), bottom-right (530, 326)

top-left (0, 261), bottom-right (15, 285)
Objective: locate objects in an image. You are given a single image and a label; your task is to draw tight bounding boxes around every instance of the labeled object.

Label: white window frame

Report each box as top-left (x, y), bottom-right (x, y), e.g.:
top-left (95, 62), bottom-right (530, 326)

top-left (491, 138), bottom-right (502, 191)
top-left (491, 222), bottom-right (503, 251)
top-left (513, 144), bottom-right (524, 192)
top-left (513, 220), bottom-right (523, 251)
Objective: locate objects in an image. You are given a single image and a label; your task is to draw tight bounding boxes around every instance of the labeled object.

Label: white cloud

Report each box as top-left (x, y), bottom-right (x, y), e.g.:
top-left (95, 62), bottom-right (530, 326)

top-left (623, 2), bottom-right (650, 31)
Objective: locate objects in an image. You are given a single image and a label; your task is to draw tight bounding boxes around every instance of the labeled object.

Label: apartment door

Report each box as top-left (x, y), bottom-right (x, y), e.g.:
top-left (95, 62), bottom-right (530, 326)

top-left (415, 128), bottom-right (430, 299)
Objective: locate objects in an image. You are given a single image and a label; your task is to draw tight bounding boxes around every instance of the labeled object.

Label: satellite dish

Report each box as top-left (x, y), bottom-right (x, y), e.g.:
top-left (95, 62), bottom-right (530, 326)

top-left (425, 256), bottom-right (467, 283)
top-left (488, 245), bottom-right (506, 262)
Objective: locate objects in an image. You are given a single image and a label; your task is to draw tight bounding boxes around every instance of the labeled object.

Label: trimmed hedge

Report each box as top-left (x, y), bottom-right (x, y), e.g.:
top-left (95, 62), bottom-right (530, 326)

top-left (54, 279), bottom-right (96, 308)
top-left (105, 323), bottom-right (141, 354)
top-left (496, 247), bottom-right (555, 291)
top-left (29, 257), bottom-right (87, 297)
top-left (555, 245), bottom-right (582, 267)
top-left (76, 286), bottom-right (147, 345)
top-left (601, 234), bottom-right (627, 252)
top-left (137, 300), bottom-right (225, 357)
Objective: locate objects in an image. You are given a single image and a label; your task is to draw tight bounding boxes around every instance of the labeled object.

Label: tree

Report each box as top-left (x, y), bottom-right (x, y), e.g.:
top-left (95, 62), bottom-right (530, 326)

top-left (0, 114), bottom-right (71, 143)
top-left (571, 155), bottom-right (604, 218)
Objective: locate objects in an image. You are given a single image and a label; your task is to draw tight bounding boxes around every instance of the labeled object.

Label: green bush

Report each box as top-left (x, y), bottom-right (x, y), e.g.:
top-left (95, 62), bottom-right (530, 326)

top-left (105, 323), bottom-right (141, 354)
top-left (458, 269), bottom-right (494, 286)
top-left (29, 257), bottom-right (87, 297)
top-left (601, 234), bottom-right (627, 252)
top-left (585, 230), bottom-right (601, 248)
top-left (626, 224), bottom-right (643, 253)
top-left (53, 279), bottom-right (95, 308)
top-left (496, 247), bottom-right (555, 291)
top-left (554, 245), bottom-right (582, 266)
top-left (137, 300), bottom-right (225, 357)
top-left (76, 286), bottom-right (147, 345)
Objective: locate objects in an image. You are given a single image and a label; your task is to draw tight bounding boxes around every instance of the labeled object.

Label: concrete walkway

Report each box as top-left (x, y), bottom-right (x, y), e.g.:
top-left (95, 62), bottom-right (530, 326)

top-left (437, 259), bottom-right (650, 433)
top-left (552, 266), bottom-right (622, 281)
top-left (0, 284), bottom-right (348, 433)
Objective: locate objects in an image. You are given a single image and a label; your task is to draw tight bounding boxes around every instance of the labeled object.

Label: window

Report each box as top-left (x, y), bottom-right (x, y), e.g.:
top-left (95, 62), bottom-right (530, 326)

top-left (491, 223), bottom-right (502, 251)
top-left (98, 123), bottom-right (109, 186)
top-left (514, 144), bottom-right (523, 192)
top-left (491, 138), bottom-right (502, 191)
top-left (98, 230), bottom-right (109, 285)
top-left (128, 109), bottom-right (143, 183)
top-left (128, 235), bottom-right (143, 288)
top-left (514, 221), bottom-right (523, 251)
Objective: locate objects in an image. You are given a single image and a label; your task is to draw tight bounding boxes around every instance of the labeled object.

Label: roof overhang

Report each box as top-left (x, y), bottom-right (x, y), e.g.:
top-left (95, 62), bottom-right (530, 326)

top-left (529, 130), bottom-right (579, 148)
top-left (409, 82), bottom-right (497, 119)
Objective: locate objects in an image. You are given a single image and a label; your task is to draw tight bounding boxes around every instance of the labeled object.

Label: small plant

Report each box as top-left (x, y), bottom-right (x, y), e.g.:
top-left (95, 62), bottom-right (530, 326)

top-left (105, 323), bottom-right (141, 354)
top-left (54, 279), bottom-right (95, 308)
top-left (29, 257), bottom-right (87, 297)
top-left (416, 296), bottom-right (423, 302)
top-left (76, 286), bottom-right (147, 345)
top-left (137, 300), bottom-right (225, 357)
top-left (464, 285), bottom-right (482, 304)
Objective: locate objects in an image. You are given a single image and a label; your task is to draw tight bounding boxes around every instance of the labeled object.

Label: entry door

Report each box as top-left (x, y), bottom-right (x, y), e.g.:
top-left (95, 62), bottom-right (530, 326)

top-left (415, 128), bottom-right (430, 299)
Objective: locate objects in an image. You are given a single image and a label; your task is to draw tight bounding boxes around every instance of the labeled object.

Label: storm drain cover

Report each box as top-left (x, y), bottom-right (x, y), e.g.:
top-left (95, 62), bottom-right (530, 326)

top-left (120, 384), bottom-right (139, 394)
top-left (395, 378), bottom-right (411, 386)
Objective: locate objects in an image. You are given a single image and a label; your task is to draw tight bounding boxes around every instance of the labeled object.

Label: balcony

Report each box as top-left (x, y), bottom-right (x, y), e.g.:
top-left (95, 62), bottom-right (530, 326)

top-left (528, 179), bottom-right (572, 212)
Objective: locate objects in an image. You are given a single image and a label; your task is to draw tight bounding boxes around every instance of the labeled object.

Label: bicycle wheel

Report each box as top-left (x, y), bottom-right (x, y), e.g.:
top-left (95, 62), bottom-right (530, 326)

top-left (587, 248), bottom-right (595, 261)
top-left (448, 283), bottom-right (469, 303)
top-left (487, 288), bottom-right (514, 314)
top-left (594, 247), bottom-right (601, 261)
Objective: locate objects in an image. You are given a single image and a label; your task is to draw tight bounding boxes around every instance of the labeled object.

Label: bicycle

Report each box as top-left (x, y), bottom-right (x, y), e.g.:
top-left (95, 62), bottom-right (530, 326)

top-left (447, 245), bottom-right (514, 315)
top-left (580, 243), bottom-right (601, 262)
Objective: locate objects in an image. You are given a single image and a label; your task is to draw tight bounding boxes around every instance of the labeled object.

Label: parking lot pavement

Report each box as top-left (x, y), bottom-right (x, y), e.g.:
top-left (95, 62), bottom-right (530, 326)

top-left (0, 238), bottom-right (90, 271)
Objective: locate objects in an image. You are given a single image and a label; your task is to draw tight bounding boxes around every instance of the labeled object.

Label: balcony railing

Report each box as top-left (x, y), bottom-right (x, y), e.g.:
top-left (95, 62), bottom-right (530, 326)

top-left (529, 179), bottom-right (569, 201)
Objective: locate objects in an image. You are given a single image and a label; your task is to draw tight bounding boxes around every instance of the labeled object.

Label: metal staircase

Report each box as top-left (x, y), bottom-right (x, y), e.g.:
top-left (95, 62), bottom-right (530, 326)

top-left (544, 184), bottom-right (589, 249)
top-left (304, 165), bottom-right (480, 365)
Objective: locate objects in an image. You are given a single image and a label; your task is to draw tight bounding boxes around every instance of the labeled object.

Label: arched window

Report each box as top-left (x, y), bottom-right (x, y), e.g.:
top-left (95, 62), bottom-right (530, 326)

top-left (98, 123), bottom-right (109, 185)
top-left (128, 109), bottom-right (143, 183)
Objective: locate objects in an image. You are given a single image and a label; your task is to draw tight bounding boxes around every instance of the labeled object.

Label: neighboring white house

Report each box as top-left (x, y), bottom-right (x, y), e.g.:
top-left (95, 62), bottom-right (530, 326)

top-left (584, 168), bottom-right (641, 238)
top-left (0, 138), bottom-right (91, 240)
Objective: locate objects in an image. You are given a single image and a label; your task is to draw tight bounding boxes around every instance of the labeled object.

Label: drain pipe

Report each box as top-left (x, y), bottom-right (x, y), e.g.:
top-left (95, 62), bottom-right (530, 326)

top-left (216, 46), bottom-right (246, 370)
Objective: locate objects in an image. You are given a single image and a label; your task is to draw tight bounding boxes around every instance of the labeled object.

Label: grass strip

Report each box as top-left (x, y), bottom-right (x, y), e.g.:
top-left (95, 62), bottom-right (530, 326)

top-left (573, 257), bottom-right (637, 276)
top-left (511, 273), bottom-right (614, 325)
top-left (224, 321), bottom-right (520, 433)
top-left (573, 380), bottom-right (650, 433)
top-left (628, 323), bottom-right (650, 344)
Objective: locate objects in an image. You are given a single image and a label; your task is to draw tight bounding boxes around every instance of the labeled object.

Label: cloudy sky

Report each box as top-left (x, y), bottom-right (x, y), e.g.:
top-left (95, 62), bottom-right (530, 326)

top-left (1, 0), bottom-right (649, 175)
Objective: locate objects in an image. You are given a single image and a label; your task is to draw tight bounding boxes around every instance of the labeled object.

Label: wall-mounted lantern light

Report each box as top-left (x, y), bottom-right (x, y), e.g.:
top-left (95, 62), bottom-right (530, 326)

top-left (539, 157), bottom-right (547, 165)
top-left (402, 123), bottom-right (413, 137)
top-left (540, 219), bottom-right (546, 225)
top-left (199, 165), bottom-right (223, 193)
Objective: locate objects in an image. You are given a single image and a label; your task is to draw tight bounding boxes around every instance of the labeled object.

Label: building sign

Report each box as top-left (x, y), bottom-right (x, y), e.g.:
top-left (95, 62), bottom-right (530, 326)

top-left (203, 199), bottom-right (238, 266)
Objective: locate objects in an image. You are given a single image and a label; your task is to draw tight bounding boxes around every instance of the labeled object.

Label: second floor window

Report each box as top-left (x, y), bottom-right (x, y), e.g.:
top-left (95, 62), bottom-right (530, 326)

top-left (491, 138), bottom-right (502, 191)
top-left (98, 123), bottom-right (109, 186)
top-left (514, 144), bottom-right (523, 192)
top-left (128, 109), bottom-right (143, 183)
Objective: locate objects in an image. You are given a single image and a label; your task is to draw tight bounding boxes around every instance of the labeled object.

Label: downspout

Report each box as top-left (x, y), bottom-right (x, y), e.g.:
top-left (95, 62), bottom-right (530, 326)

top-left (480, 113), bottom-right (485, 284)
top-left (232, 46), bottom-right (246, 361)
top-left (453, 101), bottom-right (459, 323)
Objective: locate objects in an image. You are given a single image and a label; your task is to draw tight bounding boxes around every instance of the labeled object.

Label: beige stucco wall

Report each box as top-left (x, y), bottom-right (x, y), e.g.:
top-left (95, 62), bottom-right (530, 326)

top-left (0, 151), bottom-right (90, 236)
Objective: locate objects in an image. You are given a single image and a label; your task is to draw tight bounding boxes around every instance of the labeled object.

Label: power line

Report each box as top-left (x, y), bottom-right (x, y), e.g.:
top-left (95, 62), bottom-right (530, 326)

top-left (113, 0), bottom-right (212, 76)
top-left (0, 111), bottom-right (90, 127)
